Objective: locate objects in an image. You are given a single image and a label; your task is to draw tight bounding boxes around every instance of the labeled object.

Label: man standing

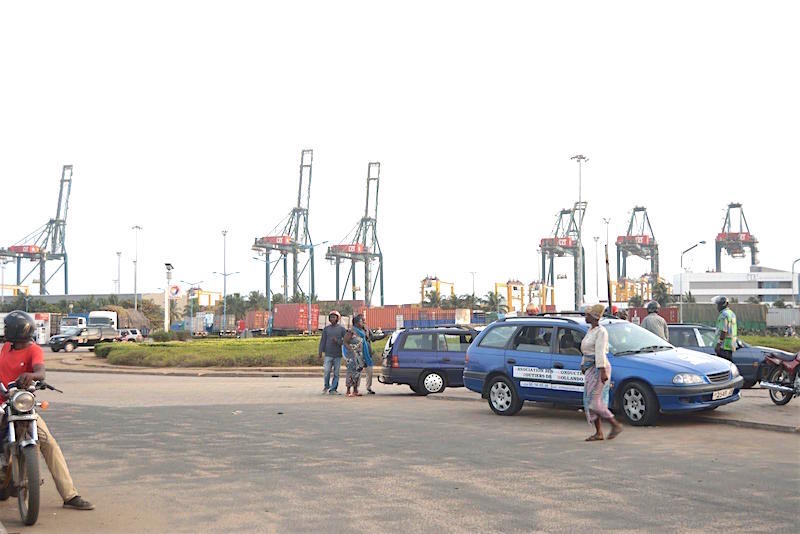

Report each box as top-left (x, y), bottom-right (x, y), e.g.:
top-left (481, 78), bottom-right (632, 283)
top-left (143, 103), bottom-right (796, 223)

top-left (318, 310), bottom-right (346, 395)
top-left (352, 314), bottom-right (388, 395)
top-left (712, 296), bottom-right (737, 361)
top-left (641, 301), bottom-right (669, 341)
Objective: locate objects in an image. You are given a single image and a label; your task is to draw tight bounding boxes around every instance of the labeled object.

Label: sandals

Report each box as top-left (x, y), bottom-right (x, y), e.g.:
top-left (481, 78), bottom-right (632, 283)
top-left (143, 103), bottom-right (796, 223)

top-left (585, 434), bottom-right (604, 442)
top-left (608, 426), bottom-right (624, 440)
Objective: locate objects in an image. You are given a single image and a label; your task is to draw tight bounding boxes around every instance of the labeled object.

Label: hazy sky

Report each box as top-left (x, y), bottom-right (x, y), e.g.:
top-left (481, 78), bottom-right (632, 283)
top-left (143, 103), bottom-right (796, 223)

top-left (1, 1), bottom-right (797, 310)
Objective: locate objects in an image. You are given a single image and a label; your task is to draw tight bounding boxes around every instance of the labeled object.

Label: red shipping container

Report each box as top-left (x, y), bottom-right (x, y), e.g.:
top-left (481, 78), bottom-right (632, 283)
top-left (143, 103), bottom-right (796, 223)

top-left (329, 243), bottom-right (366, 254)
top-left (628, 306), bottom-right (679, 325)
top-left (273, 304), bottom-right (320, 331)
top-left (8, 245), bottom-right (41, 254)
top-left (260, 235), bottom-right (293, 246)
top-left (245, 310), bottom-right (270, 330)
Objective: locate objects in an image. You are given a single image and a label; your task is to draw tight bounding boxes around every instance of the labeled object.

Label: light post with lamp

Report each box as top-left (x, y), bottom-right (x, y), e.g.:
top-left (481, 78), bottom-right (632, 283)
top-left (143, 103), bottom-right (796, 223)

top-left (164, 263), bottom-right (174, 332)
top-left (679, 240), bottom-right (706, 323)
top-left (593, 236), bottom-right (600, 299)
top-left (213, 230), bottom-right (239, 335)
top-left (131, 225), bottom-right (142, 311)
top-left (792, 258), bottom-right (800, 307)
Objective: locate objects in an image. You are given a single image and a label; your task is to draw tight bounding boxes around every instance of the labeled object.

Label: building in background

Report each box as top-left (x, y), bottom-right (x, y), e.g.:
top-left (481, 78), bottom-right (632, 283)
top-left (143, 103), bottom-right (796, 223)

top-left (673, 266), bottom-right (798, 305)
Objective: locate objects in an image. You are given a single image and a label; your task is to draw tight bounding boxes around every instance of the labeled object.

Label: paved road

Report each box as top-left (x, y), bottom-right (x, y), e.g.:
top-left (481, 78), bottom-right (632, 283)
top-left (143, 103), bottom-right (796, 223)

top-left (0, 373), bottom-right (797, 533)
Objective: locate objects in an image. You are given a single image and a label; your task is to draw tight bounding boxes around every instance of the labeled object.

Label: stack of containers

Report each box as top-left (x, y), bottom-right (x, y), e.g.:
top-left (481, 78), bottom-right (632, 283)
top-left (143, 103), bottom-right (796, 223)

top-left (245, 310), bottom-right (270, 330)
top-left (273, 303), bottom-right (320, 332)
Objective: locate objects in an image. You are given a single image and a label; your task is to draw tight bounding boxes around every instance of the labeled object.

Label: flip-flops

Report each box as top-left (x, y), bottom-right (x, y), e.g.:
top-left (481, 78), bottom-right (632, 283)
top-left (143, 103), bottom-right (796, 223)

top-left (608, 426), bottom-right (624, 440)
top-left (585, 434), bottom-right (604, 441)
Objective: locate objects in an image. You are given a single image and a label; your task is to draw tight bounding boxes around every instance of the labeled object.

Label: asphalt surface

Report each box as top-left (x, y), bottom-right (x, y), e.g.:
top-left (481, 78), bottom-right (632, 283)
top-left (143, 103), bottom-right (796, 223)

top-left (0, 373), bottom-right (797, 533)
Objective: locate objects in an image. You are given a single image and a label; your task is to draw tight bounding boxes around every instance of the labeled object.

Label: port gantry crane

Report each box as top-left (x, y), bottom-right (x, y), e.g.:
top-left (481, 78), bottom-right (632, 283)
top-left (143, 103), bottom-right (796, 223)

top-left (540, 202), bottom-right (587, 311)
top-left (325, 162), bottom-right (384, 307)
top-left (716, 202), bottom-right (758, 272)
top-left (0, 165), bottom-right (73, 295)
top-left (252, 150), bottom-right (315, 311)
top-left (616, 206), bottom-right (659, 282)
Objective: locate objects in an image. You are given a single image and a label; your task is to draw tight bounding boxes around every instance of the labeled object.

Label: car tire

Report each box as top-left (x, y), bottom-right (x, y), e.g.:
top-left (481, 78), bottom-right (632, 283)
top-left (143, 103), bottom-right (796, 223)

top-left (618, 381), bottom-right (659, 426)
top-left (418, 371), bottom-right (446, 395)
top-left (486, 376), bottom-right (522, 416)
top-left (742, 379), bottom-right (755, 389)
top-left (409, 385), bottom-right (422, 395)
top-left (50, 348), bottom-right (59, 353)
top-left (64, 343), bottom-right (75, 353)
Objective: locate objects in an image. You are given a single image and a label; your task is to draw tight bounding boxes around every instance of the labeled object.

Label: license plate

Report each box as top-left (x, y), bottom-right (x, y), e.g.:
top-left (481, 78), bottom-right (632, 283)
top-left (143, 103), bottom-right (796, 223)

top-left (712, 388), bottom-right (733, 400)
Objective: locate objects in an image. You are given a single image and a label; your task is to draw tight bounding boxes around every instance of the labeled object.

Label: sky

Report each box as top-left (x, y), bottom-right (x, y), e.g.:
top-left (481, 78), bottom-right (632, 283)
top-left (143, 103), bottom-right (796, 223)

top-left (1, 1), bottom-right (798, 310)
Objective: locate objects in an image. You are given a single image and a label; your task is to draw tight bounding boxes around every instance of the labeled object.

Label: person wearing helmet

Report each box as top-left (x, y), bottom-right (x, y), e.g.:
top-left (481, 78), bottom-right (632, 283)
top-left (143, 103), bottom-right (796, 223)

top-left (0, 311), bottom-right (94, 510)
top-left (712, 296), bottom-right (737, 360)
top-left (641, 301), bottom-right (669, 341)
top-left (318, 310), bottom-right (346, 395)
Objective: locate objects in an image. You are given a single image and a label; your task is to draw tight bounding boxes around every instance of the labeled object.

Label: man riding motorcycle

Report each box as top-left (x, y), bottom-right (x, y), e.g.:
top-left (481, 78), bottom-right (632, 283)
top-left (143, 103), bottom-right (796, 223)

top-left (1, 311), bottom-right (94, 510)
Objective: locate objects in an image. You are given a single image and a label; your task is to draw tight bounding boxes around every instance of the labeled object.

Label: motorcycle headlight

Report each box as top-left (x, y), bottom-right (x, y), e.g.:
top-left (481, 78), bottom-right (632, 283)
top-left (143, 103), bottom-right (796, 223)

top-left (673, 373), bottom-right (703, 385)
top-left (11, 391), bottom-right (35, 412)
top-left (730, 363), bottom-right (739, 377)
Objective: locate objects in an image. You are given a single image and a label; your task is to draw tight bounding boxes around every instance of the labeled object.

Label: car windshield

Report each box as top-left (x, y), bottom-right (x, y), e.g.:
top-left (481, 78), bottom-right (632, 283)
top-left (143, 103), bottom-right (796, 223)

top-left (606, 322), bottom-right (673, 355)
top-left (61, 326), bottom-right (81, 336)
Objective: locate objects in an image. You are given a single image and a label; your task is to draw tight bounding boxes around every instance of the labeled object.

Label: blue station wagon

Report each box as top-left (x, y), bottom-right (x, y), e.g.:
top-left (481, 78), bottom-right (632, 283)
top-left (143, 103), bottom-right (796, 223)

top-left (379, 327), bottom-right (477, 395)
top-left (463, 315), bottom-right (744, 425)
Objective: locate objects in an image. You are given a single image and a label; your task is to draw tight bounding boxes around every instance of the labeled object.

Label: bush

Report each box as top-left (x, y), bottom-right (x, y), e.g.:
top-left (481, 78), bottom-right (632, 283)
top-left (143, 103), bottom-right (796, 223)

top-left (150, 330), bottom-right (172, 342)
top-left (174, 330), bottom-right (191, 341)
top-left (94, 343), bottom-right (114, 358)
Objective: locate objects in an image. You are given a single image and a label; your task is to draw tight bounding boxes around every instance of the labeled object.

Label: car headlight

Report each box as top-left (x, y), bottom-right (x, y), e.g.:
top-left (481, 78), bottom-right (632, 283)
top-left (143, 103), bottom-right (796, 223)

top-left (730, 363), bottom-right (739, 377)
top-left (11, 391), bottom-right (35, 412)
top-left (673, 373), bottom-right (704, 385)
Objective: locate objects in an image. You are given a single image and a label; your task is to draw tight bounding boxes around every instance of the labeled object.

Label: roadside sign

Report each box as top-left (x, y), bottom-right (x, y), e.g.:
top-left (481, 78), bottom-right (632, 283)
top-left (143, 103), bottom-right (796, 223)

top-left (169, 285), bottom-right (181, 299)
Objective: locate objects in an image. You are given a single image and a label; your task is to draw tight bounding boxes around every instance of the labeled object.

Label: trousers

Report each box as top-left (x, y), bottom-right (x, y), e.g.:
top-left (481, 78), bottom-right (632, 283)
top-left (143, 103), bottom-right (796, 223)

top-left (36, 415), bottom-right (79, 501)
top-left (323, 356), bottom-right (341, 391)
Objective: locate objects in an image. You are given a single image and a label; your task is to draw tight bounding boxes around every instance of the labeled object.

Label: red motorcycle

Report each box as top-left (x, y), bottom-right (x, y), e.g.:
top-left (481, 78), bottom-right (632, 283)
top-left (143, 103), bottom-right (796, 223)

top-left (759, 351), bottom-right (800, 405)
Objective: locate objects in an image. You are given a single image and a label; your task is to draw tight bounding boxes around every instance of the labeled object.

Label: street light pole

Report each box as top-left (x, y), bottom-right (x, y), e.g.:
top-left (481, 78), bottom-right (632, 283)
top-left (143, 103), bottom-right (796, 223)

top-left (164, 263), bottom-right (174, 332)
top-left (570, 154), bottom-right (589, 310)
top-left (792, 258), bottom-right (800, 307)
top-left (469, 271), bottom-right (476, 303)
top-left (679, 240), bottom-right (706, 323)
top-left (131, 225), bottom-right (142, 311)
top-left (0, 258), bottom-right (8, 306)
top-left (222, 230), bottom-right (228, 333)
top-left (180, 279), bottom-right (204, 334)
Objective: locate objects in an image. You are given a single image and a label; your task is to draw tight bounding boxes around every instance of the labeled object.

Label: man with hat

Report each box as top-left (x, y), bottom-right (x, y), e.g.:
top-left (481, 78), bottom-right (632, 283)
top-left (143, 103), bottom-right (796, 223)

top-left (319, 310), bottom-right (346, 394)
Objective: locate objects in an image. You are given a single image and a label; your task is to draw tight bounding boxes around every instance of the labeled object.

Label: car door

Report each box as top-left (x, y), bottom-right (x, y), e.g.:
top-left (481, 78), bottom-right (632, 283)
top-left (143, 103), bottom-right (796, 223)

top-left (506, 325), bottom-right (556, 401)
top-left (551, 326), bottom-right (587, 405)
top-left (400, 332), bottom-right (437, 371)
top-left (438, 332), bottom-right (475, 386)
top-left (670, 327), bottom-right (708, 354)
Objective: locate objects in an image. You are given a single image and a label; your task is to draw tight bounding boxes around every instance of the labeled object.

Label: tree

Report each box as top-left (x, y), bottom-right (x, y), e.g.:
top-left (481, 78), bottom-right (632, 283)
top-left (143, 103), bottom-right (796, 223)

top-left (746, 296), bottom-right (761, 304)
top-left (219, 293), bottom-right (248, 320)
top-left (423, 290), bottom-right (442, 308)
top-left (441, 293), bottom-right (461, 309)
top-left (651, 281), bottom-right (672, 307)
top-left (628, 294), bottom-right (644, 308)
top-left (459, 293), bottom-right (480, 310)
top-left (681, 291), bottom-right (696, 303)
top-left (139, 299), bottom-right (164, 328)
top-left (483, 291), bottom-right (507, 313)
top-left (246, 291), bottom-right (269, 311)
top-left (271, 293), bottom-right (285, 308)
top-left (773, 300), bottom-right (787, 309)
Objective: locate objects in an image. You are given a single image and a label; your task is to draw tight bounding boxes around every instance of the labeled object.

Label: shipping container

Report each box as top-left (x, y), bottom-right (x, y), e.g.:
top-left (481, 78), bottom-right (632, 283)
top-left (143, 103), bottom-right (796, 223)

top-left (245, 310), bottom-right (270, 330)
top-left (681, 303), bottom-right (766, 332)
top-left (627, 307), bottom-right (679, 325)
top-left (767, 308), bottom-right (800, 328)
top-left (329, 243), bottom-right (366, 254)
top-left (213, 314), bottom-right (237, 332)
top-left (272, 303), bottom-right (320, 331)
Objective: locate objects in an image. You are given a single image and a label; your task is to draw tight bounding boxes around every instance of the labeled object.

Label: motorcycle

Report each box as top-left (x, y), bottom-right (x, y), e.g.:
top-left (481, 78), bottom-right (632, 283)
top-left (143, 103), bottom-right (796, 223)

top-left (0, 379), bottom-right (61, 526)
top-left (759, 351), bottom-right (800, 406)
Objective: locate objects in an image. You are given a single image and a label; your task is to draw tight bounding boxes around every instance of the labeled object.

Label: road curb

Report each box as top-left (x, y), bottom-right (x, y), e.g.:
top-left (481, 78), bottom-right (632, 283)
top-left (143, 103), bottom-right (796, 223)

top-left (48, 367), bottom-right (322, 378)
top-left (428, 394), bottom-right (800, 434)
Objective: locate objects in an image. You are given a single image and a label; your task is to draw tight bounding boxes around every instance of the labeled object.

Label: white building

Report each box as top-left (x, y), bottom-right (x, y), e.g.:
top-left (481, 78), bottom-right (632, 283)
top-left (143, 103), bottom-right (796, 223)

top-left (673, 266), bottom-right (799, 306)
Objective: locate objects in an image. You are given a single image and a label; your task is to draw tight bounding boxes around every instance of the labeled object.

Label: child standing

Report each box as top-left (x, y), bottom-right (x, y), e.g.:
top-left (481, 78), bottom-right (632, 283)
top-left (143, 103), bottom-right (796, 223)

top-left (342, 329), bottom-right (365, 397)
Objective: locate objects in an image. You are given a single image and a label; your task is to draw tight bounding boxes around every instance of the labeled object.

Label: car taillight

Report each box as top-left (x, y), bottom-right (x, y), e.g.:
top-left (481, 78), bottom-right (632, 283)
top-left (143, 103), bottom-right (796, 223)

top-left (391, 355), bottom-right (399, 368)
top-left (465, 353), bottom-right (469, 363)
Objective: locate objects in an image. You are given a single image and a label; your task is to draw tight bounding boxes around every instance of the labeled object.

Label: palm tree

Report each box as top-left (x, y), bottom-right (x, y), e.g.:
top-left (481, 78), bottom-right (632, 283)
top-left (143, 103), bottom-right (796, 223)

top-left (483, 291), bottom-right (507, 313)
top-left (424, 290), bottom-right (442, 308)
top-left (459, 293), bottom-right (479, 310)
top-left (246, 290), bottom-right (268, 310)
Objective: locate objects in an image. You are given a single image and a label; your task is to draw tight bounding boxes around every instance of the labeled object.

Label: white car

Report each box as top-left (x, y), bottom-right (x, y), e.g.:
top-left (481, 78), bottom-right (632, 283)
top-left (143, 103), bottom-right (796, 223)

top-left (117, 329), bottom-right (144, 342)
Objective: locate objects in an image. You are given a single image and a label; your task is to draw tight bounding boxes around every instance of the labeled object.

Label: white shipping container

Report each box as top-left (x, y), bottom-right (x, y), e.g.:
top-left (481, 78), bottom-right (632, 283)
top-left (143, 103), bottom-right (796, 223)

top-left (767, 308), bottom-right (800, 327)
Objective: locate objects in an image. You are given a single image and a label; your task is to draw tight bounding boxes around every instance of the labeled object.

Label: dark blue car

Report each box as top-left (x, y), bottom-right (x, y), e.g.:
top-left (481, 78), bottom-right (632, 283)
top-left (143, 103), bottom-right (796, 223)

top-left (463, 315), bottom-right (743, 426)
top-left (378, 327), bottom-right (477, 395)
top-left (668, 324), bottom-right (797, 388)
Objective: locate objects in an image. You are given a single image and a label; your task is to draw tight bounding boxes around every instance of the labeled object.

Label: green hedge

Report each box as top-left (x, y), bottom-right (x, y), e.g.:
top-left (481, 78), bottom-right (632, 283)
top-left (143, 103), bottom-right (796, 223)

top-left (741, 336), bottom-right (800, 354)
top-left (101, 336), bottom-right (388, 367)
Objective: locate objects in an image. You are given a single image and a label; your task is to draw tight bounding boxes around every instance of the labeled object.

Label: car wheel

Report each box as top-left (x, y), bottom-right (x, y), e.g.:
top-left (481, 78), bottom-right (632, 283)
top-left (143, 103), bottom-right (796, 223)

top-left (64, 342), bottom-right (75, 353)
top-left (418, 371), bottom-right (446, 395)
top-left (50, 347), bottom-right (59, 353)
top-left (487, 376), bottom-right (522, 416)
top-left (409, 385), bottom-right (422, 395)
top-left (619, 381), bottom-right (659, 426)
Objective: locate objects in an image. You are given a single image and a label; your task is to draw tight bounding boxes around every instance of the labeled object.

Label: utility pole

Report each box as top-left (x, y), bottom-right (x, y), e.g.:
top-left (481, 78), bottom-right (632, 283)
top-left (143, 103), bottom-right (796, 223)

top-left (0, 258), bottom-right (8, 306)
top-left (469, 271), bottom-right (476, 305)
top-left (132, 225), bottom-right (142, 311)
top-left (164, 263), bottom-right (174, 332)
top-left (222, 230), bottom-right (228, 332)
top-left (570, 155), bottom-right (589, 309)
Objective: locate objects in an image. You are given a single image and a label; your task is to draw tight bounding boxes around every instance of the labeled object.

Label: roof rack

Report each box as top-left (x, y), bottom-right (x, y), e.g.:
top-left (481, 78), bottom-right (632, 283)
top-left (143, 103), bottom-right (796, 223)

top-left (500, 315), bottom-right (580, 325)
